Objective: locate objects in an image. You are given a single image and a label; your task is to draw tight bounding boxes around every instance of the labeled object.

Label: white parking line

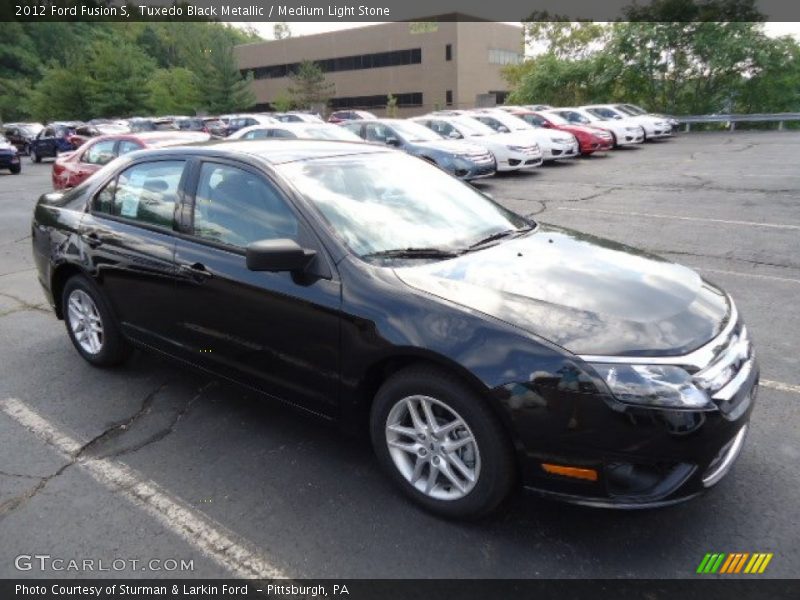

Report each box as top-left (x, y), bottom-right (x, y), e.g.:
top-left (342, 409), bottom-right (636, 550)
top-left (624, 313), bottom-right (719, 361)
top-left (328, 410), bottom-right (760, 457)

top-left (556, 207), bottom-right (800, 230)
top-left (695, 267), bottom-right (800, 285)
top-left (1, 398), bottom-right (287, 580)
top-left (762, 380), bottom-right (800, 395)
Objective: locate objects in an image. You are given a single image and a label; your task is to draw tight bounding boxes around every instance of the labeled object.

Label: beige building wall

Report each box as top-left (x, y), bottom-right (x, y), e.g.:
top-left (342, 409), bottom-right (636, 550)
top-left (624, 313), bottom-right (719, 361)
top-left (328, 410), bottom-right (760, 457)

top-left (234, 21), bottom-right (523, 117)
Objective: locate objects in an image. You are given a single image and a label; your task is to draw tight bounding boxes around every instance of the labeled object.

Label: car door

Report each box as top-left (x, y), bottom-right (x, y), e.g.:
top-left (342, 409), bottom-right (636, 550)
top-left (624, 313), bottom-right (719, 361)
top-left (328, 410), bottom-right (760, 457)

top-left (36, 127), bottom-right (56, 157)
top-left (80, 159), bottom-right (186, 348)
top-left (171, 159), bottom-right (342, 416)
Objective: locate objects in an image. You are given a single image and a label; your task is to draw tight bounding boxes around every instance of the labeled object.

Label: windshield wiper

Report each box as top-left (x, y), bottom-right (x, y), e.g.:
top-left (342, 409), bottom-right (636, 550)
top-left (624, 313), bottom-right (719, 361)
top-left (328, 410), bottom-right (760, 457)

top-left (468, 224), bottom-right (535, 250)
top-left (362, 247), bottom-right (461, 260)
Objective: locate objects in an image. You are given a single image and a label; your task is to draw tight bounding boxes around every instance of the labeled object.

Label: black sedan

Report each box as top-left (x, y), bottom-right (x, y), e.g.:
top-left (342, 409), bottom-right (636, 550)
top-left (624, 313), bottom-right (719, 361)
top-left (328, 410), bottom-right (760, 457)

top-left (32, 141), bottom-right (757, 518)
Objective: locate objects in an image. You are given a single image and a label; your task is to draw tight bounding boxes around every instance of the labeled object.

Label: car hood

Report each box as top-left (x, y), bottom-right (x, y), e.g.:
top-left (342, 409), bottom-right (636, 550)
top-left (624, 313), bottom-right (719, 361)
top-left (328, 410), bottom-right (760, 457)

top-left (412, 139), bottom-right (486, 155)
top-left (393, 225), bottom-right (730, 356)
top-left (0, 141), bottom-right (16, 152)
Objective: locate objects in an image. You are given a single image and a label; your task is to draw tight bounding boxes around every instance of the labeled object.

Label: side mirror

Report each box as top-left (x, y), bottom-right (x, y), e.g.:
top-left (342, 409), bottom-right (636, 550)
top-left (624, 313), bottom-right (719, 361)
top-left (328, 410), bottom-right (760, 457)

top-left (498, 126), bottom-right (510, 133)
top-left (385, 137), bottom-right (401, 146)
top-left (448, 131), bottom-right (462, 139)
top-left (246, 239), bottom-right (316, 273)
top-left (541, 122), bottom-right (553, 128)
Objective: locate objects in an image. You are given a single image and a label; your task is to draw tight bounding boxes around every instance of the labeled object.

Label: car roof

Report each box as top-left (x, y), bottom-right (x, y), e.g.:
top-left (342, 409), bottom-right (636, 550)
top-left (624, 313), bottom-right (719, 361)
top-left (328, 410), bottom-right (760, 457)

top-left (130, 139), bottom-right (392, 165)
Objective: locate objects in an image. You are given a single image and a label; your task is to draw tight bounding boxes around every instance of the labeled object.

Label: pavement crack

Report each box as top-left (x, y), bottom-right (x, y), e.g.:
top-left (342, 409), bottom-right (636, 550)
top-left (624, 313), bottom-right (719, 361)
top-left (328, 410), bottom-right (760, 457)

top-left (0, 469), bottom-right (48, 480)
top-left (77, 382), bottom-right (171, 458)
top-left (0, 381), bottom-right (173, 519)
top-left (0, 463), bottom-right (71, 518)
top-left (100, 381), bottom-right (217, 459)
top-left (0, 292), bottom-right (50, 315)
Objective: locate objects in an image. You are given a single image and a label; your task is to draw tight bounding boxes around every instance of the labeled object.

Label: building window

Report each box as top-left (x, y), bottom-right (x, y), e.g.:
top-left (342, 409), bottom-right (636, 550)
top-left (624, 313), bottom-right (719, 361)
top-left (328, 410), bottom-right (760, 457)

top-left (445, 44), bottom-right (452, 61)
top-left (330, 92), bottom-right (423, 110)
top-left (488, 48), bottom-right (523, 66)
top-left (446, 90), bottom-right (453, 106)
top-left (249, 48), bottom-right (423, 80)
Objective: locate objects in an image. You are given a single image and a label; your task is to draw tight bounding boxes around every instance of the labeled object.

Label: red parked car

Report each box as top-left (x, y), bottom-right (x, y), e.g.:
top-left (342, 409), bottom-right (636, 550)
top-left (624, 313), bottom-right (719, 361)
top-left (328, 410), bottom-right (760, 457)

top-left (511, 110), bottom-right (614, 156)
top-left (52, 131), bottom-right (210, 190)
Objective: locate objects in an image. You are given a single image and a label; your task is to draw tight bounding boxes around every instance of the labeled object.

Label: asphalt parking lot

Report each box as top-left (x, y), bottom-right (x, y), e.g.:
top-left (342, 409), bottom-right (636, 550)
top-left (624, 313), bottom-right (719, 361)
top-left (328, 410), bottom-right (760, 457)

top-left (0, 131), bottom-right (798, 579)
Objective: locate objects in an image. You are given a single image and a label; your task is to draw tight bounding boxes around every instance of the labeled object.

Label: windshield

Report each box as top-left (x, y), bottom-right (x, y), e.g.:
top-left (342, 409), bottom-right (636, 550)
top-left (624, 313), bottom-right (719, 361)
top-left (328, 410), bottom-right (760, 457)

top-left (542, 112), bottom-right (569, 126)
top-left (484, 113), bottom-right (531, 131)
top-left (614, 105), bottom-right (638, 116)
top-left (556, 111), bottom-right (591, 125)
top-left (590, 107), bottom-right (623, 120)
top-left (300, 126), bottom-right (362, 141)
top-left (277, 153), bottom-right (530, 259)
top-left (450, 117), bottom-right (494, 136)
top-left (390, 121), bottom-right (444, 142)
top-left (622, 104), bottom-right (647, 115)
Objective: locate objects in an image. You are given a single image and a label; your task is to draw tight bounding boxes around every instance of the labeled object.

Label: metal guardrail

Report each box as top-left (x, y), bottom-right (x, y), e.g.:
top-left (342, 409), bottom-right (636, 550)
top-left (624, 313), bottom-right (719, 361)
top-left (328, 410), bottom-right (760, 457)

top-left (677, 113), bottom-right (800, 131)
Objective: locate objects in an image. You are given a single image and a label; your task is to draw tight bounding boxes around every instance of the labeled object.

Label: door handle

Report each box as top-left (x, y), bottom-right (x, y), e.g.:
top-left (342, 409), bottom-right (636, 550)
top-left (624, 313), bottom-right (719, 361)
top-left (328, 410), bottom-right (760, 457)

top-left (179, 262), bottom-right (213, 282)
top-left (80, 232), bottom-right (102, 248)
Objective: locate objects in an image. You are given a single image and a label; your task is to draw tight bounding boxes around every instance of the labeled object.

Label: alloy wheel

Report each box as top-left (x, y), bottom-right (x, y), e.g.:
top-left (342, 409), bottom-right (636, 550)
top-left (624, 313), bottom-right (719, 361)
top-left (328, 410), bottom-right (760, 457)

top-left (67, 289), bottom-right (104, 355)
top-left (385, 395), bottom-right (481, 501)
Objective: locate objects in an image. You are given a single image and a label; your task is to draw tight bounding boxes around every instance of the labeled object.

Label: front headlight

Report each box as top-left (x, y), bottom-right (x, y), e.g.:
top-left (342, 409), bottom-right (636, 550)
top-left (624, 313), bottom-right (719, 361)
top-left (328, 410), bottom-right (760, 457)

top-left (590, 363), bottom-right (714, 410)
top-left (551, 136), bottom-right (571, 144)
top-left (625, 126), bottom-right (639, 132)
top-left (506, 144), bottom-right (530, 152)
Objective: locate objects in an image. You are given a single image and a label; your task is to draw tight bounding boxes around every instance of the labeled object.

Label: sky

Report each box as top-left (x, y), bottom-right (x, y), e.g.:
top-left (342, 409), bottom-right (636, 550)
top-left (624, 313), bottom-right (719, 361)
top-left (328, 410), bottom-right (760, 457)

top-left (237, 21), bottom-right (800, 43)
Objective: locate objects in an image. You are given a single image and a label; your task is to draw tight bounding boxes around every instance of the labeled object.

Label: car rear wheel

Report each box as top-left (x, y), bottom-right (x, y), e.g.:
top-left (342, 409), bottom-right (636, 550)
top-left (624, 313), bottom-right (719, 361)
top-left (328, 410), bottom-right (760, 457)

top-left (10, 164), bottom-right (20, 174)
top-left (32, 150), bottom-right (41, 163)
top-left (62, 275), bottom-right (131, 367)
top-left (370, 366), bottom-right (515, 519)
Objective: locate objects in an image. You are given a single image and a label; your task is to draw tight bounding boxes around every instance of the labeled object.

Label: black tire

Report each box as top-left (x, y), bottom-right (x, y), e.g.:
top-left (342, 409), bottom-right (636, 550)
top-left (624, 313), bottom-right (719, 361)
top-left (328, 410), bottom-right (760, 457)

top-left (32, 151), bottom-right (41, 163)
top-left (10, 164), bottom-right (21, 174)
top-left (370, 365), bottom-right (515, 519)
top-left (61, 275), bottom-right (131, 367)
top-left (610, 132), bottom-right (619, 148)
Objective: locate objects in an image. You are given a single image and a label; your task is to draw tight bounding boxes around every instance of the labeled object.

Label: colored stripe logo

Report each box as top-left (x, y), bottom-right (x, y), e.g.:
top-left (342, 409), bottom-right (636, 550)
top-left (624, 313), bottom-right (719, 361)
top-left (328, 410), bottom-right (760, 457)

top-left (697, 552), bottom-right (773, 574)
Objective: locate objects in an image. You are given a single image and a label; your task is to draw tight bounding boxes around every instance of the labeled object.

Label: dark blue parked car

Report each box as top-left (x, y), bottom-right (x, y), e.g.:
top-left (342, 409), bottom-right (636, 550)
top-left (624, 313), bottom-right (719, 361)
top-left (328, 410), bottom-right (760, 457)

top-left (341, 119), bottom-right (496, 181)
top-left (30, 123), bottom-right (80, 163)
top-left (0, 135), bottom-right (21, 174)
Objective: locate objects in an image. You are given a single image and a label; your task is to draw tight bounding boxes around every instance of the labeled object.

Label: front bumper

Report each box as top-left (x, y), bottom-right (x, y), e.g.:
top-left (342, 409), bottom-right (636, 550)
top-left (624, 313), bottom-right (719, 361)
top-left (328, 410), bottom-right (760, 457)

top-left (544, 142), bottom-right (579, 161)
top-left (518, 363), bottom-right (757, 508)
top-left (0, 152), bottom-right (20, 168)
top-left (505, 309), bottom-right (758, 509)
top-left (455, 157), bottom-right (497, 180)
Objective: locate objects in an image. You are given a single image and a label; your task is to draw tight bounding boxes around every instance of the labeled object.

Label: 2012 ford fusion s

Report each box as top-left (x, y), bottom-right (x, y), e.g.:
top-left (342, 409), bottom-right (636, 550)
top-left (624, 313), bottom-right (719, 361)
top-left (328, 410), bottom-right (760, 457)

top-left (32, 141), bottom-right (757, 519)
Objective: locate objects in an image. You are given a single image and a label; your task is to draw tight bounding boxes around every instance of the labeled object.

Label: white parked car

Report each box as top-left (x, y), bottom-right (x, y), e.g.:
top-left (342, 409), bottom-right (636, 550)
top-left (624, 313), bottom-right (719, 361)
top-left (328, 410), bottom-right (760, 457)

top-left (581, 104), bottom-right (672, 139)
top-left (411, 115), bottom-right (543, 172)
top-left (544, 108), bottom-right (644, 147)
top-left (227, 122), bottom-right (363, 142)
top-left (467, 109), bottom-right (579, 161)
top-left (615, 103), bottom-right (680, 132)
top-left (274, 112), bottom-right (325, 124)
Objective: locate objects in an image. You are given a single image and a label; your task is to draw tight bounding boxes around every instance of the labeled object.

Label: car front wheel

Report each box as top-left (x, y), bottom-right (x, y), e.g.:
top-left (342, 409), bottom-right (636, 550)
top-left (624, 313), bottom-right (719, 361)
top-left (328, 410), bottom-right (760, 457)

top-left (370, 366), bottom-right (515, 519)
top-left (62, 275), bottom-right (131, 367)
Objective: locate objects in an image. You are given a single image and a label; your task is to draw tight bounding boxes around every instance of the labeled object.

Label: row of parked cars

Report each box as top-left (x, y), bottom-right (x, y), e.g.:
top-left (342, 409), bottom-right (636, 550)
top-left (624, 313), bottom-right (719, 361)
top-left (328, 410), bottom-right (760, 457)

top-left (1, 102), bottom-right (677, 184)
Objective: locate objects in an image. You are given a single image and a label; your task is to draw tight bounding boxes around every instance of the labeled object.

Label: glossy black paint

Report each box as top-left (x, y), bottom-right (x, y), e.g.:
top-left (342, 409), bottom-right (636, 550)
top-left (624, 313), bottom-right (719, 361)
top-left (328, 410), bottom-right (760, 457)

top-left (32, 140), bottom-right (755, 507)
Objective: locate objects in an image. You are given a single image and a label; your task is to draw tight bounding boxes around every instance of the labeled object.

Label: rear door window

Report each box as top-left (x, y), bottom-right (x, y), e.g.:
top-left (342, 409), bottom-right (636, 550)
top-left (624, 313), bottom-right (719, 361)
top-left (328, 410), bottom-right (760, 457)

top-left (93, 161), bottom-right (185, 229)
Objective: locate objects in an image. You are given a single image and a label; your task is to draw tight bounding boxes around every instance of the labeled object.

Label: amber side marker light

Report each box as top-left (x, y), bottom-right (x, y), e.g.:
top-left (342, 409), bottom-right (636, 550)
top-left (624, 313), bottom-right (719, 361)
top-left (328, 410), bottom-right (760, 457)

top-left (541, 463), bottom-right (599, 481)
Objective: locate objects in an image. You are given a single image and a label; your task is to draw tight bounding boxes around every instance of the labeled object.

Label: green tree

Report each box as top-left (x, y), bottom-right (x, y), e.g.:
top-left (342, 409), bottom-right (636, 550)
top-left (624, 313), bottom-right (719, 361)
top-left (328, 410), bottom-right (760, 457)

top-left (273, 22), bottom-right (292, 40)
top-left (288, 61), bottom-right (335, 110)
top-left (271, 91), bottom-right (295, 112)
top-left (85, 39), bottom-right (155, 116)
top-left (196, 34), bottom-right (256, 114)
top-left (147, 67), bottom-right (201, 115)
top-left (507, 0), bottom-right (800, 116)
top-left (386, 94), bottom-right (398, 117)
top-left (29, 61), bottom-right (92, 121)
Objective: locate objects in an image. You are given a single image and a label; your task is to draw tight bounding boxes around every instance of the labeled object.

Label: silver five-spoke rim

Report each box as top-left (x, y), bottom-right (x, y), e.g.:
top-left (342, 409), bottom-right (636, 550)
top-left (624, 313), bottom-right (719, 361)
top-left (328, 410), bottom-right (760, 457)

top-left (67, 289), bottom-right (104, 355)
top-left (385, 395), bottom-right (481, 501)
